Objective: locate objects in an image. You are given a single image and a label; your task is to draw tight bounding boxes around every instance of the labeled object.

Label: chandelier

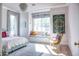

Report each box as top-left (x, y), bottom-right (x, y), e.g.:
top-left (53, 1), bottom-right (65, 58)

top-left (19, 3), bottom-right (27, 12)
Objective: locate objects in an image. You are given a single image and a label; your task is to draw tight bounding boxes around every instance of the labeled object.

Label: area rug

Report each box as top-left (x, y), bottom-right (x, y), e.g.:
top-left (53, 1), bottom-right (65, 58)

top-left (8, 43), bottom-right (52, 56)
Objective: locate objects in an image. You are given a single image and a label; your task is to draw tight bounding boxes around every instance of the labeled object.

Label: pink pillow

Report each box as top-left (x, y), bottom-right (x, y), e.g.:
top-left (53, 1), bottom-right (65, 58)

top-left (2, 32), bottom-right (7, 38)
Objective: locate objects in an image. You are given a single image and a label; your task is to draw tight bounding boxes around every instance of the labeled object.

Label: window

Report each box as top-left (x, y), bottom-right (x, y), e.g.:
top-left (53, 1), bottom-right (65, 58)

top-left (32, 12), bottom-right (50, 34)
top-left (7, 10), bottom-right (19, 36)
top-left (10, 15), bottom-right (17, 36)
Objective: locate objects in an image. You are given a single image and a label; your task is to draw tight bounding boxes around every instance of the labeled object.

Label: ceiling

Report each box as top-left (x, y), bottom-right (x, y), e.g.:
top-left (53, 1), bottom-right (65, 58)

top-left (3, 3), bottom-right (67, 12)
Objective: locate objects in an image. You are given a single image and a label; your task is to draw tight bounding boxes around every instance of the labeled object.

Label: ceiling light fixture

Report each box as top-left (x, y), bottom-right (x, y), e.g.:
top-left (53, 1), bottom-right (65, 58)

top-left (19, 3), bottom-right (27, 12)
top-left (32, 3), bottom-right (36, 6)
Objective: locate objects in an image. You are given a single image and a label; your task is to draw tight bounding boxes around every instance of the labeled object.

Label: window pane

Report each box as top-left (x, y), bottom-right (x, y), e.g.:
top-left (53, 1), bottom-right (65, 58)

top-left (33, 13), bottom-right (50, 34)
top-left (10, 15), bottom-right (16, 36)
top-left (9, 14), bottom-right (18, 36)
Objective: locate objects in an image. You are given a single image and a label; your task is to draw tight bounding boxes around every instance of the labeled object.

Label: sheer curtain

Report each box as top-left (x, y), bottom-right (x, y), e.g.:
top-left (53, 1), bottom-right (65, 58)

top-left (7, 10), bottom-right (19, 37)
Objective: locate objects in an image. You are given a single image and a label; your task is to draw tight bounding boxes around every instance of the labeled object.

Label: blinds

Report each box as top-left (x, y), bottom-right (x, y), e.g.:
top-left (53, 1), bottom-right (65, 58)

top-left (32, 11), bottom-right (50, 18)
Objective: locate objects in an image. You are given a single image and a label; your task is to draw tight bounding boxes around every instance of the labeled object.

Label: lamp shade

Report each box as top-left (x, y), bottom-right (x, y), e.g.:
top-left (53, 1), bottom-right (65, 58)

top-left (19, 3), bottom-right (27, 12)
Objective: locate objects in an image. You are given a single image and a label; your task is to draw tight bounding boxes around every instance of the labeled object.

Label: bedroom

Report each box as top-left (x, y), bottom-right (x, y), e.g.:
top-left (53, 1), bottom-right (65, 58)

top-left (0, 3), bottom-right (79, 56)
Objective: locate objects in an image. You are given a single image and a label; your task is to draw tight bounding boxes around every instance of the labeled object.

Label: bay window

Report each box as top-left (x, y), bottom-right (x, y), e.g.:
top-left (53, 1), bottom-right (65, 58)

top-left (32, 12), bottom-right (50, 34)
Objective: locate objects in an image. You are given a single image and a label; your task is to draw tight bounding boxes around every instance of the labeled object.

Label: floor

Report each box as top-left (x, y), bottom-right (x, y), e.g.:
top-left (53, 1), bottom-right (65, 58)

top-left (44, 44), bottom-right (72, 56)
top-left (58, 45), bottom-right (72, 56)
top-left (9, 43), bottom-right (53, 56)
top-left (8, 43), bottom-right (72, 56)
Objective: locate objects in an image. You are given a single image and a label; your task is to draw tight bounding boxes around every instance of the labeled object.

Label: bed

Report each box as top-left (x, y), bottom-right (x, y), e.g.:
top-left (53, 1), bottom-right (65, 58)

top-left (2, 37), bottom-right (28, 55)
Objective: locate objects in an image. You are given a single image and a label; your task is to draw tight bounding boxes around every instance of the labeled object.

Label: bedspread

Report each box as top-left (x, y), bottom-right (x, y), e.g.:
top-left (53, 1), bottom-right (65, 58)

top-left (2, 37), bottom-right (28, 50)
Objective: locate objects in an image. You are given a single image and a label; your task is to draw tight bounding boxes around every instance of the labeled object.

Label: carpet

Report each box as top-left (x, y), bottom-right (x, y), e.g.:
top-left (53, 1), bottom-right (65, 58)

top-left (8, 43), bottom-right (52, 56)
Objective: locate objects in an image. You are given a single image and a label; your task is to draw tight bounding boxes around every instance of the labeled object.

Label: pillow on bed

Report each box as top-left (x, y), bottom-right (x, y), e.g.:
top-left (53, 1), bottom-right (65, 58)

top-left (2, 32), bottom-right (7, 38)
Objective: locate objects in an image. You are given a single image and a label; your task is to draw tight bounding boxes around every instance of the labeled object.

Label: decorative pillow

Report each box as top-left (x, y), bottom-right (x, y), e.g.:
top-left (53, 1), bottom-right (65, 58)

top-left (2, 32), bottom-right (7, 38)
top-left (52, 34), bottom-right (58, 40)
top-left (30, 31), bottom-right (38, 36)
top-left (52, 33), bottom-right (61, 45)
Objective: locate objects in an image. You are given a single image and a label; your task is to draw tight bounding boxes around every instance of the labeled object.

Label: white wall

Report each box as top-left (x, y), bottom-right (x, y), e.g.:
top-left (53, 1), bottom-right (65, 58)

top-left (20, 12), bottom-right (28, 37)
top-left (68, 4), bottom-right (79, 56)
top-left (0, 3), bottom-right (2, 56)
top-left (51, 7), bottom-right (68, 45)
top-left (28, 12), bottom-right (32, 35)
top-left (2, 7), bottom-right (7, 31)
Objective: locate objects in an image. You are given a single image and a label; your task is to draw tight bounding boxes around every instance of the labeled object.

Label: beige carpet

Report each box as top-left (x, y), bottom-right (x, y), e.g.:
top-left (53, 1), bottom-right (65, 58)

top-left (8, 43), bottom-right (52, 56)
top-left (8, 43), bottom-right (72, 56)
top-left (50, 45), bottom-right (72, 56)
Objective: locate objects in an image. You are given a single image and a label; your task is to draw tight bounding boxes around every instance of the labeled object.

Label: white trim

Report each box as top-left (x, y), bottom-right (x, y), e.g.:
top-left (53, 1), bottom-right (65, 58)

top-left (28, 4), bottom-right (68, 13)
top-left (3, 4), bottom-right (69, 13)
top-left (0, 3), bottom-right (2, 56)
top-left (2, 6), bottom-right (18, 13)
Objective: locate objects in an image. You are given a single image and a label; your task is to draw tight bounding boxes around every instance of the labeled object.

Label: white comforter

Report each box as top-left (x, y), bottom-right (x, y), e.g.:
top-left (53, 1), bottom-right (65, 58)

top-left (2, 37), bottom-right (28, 49)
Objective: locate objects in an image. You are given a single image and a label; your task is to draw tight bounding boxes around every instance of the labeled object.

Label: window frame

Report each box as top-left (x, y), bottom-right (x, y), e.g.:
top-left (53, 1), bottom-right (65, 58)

top-left (7, 10), bottom-right (20, 36)
top-left (32, 12), bottom-right (51, 33)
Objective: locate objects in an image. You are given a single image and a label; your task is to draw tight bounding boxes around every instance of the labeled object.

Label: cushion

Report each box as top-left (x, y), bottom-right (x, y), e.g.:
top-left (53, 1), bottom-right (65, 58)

top-left (51, 33), bottom-right (61, 45)
top-left (2, 32), bottom-right (7, 38)
top-left (30, 31), bottom-right (38, 36)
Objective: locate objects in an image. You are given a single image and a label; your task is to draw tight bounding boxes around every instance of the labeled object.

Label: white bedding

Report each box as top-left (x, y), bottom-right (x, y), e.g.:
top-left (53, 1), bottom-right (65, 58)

top-left (2, 37), bottom-right (28, 49)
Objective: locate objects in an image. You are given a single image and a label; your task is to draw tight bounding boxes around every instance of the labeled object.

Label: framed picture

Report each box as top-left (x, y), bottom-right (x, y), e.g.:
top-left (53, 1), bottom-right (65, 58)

top-left (53, 14), bottom-right (65, 33)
